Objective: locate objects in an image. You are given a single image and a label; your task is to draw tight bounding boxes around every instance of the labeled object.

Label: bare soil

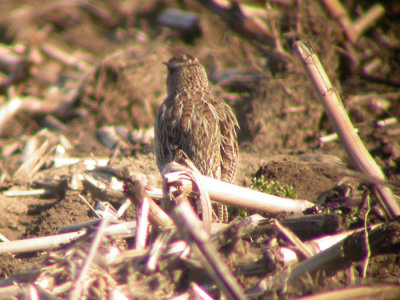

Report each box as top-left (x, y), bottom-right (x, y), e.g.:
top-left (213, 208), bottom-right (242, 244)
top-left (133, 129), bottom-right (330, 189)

top-left (0, 0), bottom-right (399, 298)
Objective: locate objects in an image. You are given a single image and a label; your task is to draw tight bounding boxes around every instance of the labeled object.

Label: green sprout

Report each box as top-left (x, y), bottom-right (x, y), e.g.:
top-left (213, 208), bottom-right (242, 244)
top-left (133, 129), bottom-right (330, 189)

top-left (250, 175), bottom-right (297, 199)
top-left (230, 175), bottom-right (298, 219)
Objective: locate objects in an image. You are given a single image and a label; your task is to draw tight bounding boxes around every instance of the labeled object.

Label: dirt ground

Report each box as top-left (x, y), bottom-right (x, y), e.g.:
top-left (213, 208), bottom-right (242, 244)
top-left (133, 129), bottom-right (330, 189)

top-left (0, 0), bottom-right (399, 299)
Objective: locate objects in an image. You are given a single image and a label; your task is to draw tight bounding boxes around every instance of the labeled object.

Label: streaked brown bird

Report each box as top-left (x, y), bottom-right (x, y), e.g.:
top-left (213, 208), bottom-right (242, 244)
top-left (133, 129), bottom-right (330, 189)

top-left (154, 54), bottom-right (239, 222)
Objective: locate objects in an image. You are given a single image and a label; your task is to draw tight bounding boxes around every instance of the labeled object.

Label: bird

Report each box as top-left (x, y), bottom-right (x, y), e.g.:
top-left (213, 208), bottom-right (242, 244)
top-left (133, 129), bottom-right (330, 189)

top-left (154, 54), bottom-right (239, 223)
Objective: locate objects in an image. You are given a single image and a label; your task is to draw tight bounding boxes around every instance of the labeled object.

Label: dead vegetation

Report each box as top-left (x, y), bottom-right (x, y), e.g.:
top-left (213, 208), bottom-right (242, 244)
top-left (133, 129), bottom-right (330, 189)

top-left (0, 0), bottom-right (400, 299)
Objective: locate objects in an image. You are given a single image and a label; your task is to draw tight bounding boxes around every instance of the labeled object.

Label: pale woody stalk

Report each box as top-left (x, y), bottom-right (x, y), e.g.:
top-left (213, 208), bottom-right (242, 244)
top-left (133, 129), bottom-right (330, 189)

top-left (294, 40), bottom-right (400, 219)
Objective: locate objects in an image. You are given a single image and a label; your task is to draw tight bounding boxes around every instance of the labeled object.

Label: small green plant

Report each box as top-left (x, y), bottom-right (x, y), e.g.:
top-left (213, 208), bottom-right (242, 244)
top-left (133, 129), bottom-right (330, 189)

top-left (250, 175), bottom-right (297, 199)
top-left (229, 175), bottom-right (298, 219)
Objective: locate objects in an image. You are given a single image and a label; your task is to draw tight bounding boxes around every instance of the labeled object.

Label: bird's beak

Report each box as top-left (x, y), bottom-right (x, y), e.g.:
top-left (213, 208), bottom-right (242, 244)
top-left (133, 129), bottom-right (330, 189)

top-left (162, 62), bottom-right (169, 67)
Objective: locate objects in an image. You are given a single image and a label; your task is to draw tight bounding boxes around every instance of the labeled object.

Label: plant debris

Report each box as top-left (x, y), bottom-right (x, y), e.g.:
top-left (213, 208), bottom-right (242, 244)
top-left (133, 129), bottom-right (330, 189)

top-left (0, 0), bottom-right (400, 299)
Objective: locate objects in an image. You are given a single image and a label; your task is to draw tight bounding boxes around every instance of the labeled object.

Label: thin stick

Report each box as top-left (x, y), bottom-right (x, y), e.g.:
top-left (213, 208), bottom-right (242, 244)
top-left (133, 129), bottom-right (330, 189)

top-left (40, 43), bottom-right (91, 72)
top-left (135, 195), bottom-right (150, 250)
top-left (352, 4), bottom-right (385, 42)
top-left (296, 284), bottom-right (400, 300)
top-left (146, 229), bottom-right (174, 273)
top-left (275, 220), bottom-right (313, 258)
top-left (321, 0), bottom-right (356, 43)
top-left (69, 212), bottom-right (110, 300)
top-left (78, 194), bottom-right (101, 218)
top-left (294, 41), bottom-right (400, 219)
top-left (173, 194), bottom-right (247, 300)
top-left (124, 178), bottom-right (175, 230)
top-left (362, 192), bottom-right (372, 278)
top-left (190, 282), bottom-right (215, 300)
top-left (248, 223), bottom-right (389, 296)
top-left (0, 230), bottom-right (87, 254)
top-left (13, 140), bottom-right (52, 184)
top-left (4, 189), bottom-right (47, 197)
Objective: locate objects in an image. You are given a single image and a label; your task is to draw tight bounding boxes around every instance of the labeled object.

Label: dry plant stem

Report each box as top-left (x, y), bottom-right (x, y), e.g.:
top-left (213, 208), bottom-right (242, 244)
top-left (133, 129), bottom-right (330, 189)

top-left (40, 43), bottom-right (91, 72)
top-left (376, 117), bottom-right (397, 127)
top-left (117, 198), bottom-right (132, 217)
top-left (304, 227), bottom-right (363, 254)
top-left (4, 189), bottom-right (47, 197)
top-left (294, 41), bottom-right (400, 219)
top-left (189, 282), bottom-right (215, 300)
top-left (107, 248), bottom-right (147, 265)
top-left (339, 169), bottom-right (400, 190)
top-left (276, 224), bottom-right (380, 265)
top-left (110, 217), bottom-right (260, 265)
top-left (0, 270), bottom-right (40, 290)
top-left (0, 233), bottom-right (9, 242)
top-left (321, 0), bottom-right (384, 44)
top-left (46, 281), bottom-right (73, 296)
top-left (59, 219), bottom-right (101, 233)
top-left (0, 98), bottom-right (22, 132)
top-left (135, 195), bottom-right (150, 250)
top-left (212, 214), bottom-right (265, 250)
top-left (215, 0), bottom-right (267, 19)
top-left (116, 166), bottom-right (312, 217)
top-left (321, 0), bottom-right (356, 43)
top-left (352, 4), bottom-right (384, 41)
top-left (78, 194), bottom-right (101, 218)
top-left (146, 229), bottom-right (174, 273)
top-left (248, 223), bottom-right (388, 296)
top-left (158, 9), bottom-right (200, 32)
top-left (2, 221), bottom-right (136, 255)
top-left (297, 284), bottom-right (400, 300)
top-left (162, 161), bottom-right (212, 230)
top-left (13, 140), bottom-right (51, 184)
top-left (69, 213), bottom-right (111, 300)
top-left (173, 194), bottom-right (247, 300)
top-left (202, 175), bottom-right (314, 215)
top-left (0, 284), bottom-right (48, 299)
top-left (0, 230), bottom-right (87, 254)
top-left (274, 220), bottom-right (313, 258)
top-left (124, 178), bottom-right (174, 229)
top-left (196, 0), bottom-right (275, 46)
top-left (278, 213), bottom-right (340, 238)
top-left (0, 96), bottom-right (67, 126)
top-left (362, 192), bottom-right (372, 278)
top-left (101, 221), bottom-right (136, 237)
top-left (0, 284), bottom-right (25, 299)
